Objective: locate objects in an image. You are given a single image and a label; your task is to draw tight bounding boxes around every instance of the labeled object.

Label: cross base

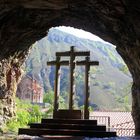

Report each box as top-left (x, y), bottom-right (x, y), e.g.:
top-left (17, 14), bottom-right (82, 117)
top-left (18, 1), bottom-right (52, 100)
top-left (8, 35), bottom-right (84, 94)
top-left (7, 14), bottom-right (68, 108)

top-left (53, 109), bottom-right (82, 119)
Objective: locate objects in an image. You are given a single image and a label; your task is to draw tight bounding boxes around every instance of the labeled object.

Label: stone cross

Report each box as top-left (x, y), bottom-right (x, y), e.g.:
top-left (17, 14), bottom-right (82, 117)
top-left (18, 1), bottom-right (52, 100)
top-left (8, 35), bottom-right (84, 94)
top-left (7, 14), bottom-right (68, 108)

top-left (47, 56), bottom-right (69, 116)
top-left (76, 56), bottom-right (99, 119)
top-left (56, 46), bottom-right (90, 110)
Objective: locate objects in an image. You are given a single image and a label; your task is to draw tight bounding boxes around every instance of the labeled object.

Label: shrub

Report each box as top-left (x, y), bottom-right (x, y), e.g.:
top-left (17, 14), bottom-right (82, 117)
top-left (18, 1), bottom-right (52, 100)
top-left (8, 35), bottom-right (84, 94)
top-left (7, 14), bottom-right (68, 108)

top-left (6, 98), bottom-right (43, 133)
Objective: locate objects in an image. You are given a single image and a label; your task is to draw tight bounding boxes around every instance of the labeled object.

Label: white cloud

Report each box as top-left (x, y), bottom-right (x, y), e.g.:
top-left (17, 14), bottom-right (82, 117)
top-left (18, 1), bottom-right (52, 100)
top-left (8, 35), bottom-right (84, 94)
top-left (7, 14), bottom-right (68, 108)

top-left (56, 26), bottom-right (103, 41)
top-left (54, 26), bottom-right (115, 48)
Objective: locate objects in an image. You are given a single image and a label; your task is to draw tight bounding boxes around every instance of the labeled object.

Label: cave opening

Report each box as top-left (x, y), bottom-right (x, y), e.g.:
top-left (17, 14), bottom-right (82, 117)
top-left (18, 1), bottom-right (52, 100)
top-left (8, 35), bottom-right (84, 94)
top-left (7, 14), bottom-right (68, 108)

top-left (16, 26), bottom-right (133, 115)
top-left (1, 0), bottom-right (140, 137)
top-left (2, 0), bottom-right (140, 137)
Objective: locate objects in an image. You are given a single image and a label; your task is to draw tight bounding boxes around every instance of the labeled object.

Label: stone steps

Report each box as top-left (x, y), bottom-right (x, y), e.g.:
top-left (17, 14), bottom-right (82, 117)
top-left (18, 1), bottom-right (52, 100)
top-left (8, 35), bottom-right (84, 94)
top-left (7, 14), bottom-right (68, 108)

top-left (29, 123), bottom-right (106, 131)
top-left (18, 118), bottom-right (116, 138)
top-left (19, 128), bottom-right (116, 137)
top-left (41, 118), bottom-right (97, 125)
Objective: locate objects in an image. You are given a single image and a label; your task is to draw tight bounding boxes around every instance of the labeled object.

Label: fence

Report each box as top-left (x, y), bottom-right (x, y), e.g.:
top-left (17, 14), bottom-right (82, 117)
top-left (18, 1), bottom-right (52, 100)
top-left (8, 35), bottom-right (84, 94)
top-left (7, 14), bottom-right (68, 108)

top-left (90, 115), bottom-right (110, 129)
top-left (90, 115), bottom-right (135, 136)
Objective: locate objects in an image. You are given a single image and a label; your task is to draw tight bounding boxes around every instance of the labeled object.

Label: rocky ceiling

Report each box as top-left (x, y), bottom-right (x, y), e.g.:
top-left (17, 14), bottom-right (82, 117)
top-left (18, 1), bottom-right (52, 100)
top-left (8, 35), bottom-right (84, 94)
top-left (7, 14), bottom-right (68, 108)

top-left (0, 0), bottom-right (140, 135)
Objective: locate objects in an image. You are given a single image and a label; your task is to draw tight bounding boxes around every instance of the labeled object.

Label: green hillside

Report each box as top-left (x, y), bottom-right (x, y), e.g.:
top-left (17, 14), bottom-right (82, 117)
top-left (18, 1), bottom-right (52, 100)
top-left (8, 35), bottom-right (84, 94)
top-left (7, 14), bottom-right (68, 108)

top-left (23, 28), bottom-right (132, 111)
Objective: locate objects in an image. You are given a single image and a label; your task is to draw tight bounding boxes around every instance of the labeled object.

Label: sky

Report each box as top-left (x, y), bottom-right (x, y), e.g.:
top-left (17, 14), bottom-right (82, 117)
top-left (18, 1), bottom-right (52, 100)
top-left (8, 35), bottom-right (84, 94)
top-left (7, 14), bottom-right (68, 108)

top-left (55, 26), bottom-right (115, 47)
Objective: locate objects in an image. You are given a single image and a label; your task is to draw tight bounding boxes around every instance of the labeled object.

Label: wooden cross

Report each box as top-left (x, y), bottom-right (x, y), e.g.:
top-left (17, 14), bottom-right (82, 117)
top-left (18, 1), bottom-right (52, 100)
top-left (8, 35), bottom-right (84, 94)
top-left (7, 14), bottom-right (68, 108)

top-left (76, 56), bottom-right (99, 119)
top-left (47, 56), bottom-right (69, 116)
top-left (56, 46), bottom-right (90, 110)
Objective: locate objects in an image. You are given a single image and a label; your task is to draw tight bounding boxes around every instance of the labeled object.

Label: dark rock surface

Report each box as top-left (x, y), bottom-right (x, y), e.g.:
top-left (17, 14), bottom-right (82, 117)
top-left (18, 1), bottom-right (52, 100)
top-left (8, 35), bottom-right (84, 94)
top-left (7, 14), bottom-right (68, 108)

top-left (0, 0), bottom-right (140, 135)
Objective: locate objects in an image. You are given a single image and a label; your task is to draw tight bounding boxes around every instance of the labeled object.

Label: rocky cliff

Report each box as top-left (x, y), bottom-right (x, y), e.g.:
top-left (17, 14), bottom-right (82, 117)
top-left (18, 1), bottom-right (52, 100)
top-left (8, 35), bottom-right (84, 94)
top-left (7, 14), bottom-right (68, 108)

top-left (24, 27), bottom-right (132, 111)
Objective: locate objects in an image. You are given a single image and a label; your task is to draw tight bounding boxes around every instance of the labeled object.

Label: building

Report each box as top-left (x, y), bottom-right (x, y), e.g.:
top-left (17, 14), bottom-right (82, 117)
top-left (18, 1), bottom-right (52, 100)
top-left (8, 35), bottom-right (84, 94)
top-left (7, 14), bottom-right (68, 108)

top-left (16, 75), bottom-right (43, 103)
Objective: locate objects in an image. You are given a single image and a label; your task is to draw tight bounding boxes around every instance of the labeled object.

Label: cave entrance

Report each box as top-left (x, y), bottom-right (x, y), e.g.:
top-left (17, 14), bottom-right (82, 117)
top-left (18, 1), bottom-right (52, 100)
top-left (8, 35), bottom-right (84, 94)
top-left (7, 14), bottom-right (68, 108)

top-left (16, 26), bottom-right (132, 116)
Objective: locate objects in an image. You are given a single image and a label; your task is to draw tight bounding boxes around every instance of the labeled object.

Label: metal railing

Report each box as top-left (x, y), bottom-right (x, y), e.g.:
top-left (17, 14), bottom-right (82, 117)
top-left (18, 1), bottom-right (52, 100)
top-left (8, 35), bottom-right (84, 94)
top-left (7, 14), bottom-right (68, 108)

top-left (90, 116), bottom-right (135, 136)
top-left (90, 115), bottom-right (110, 129)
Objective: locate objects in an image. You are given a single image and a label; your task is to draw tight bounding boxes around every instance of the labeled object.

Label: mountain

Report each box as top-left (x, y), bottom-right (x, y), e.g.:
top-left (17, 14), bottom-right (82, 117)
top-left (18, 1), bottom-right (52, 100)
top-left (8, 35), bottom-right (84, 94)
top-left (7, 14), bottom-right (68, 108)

top-left (22, 27), bottom-right (132, 111)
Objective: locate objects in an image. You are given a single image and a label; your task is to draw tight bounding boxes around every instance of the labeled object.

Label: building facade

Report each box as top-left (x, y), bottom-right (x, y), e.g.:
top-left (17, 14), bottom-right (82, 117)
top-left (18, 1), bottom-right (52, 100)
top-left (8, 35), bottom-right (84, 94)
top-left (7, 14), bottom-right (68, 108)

top-left (16, 75), bottom-right (43, 103)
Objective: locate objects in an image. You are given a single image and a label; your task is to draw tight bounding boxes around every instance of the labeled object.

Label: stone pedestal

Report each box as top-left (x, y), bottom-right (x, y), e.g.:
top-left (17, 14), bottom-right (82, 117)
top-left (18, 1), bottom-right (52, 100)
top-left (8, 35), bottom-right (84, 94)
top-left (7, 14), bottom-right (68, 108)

top-left (53, 109), bottom-right (82, 119)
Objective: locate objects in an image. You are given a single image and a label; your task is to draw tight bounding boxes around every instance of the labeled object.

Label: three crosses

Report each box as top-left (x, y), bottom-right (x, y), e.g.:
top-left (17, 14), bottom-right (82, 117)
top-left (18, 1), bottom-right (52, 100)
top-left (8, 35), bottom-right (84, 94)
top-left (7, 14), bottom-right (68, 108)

top-left (47, 46), bottom-right (99, 119)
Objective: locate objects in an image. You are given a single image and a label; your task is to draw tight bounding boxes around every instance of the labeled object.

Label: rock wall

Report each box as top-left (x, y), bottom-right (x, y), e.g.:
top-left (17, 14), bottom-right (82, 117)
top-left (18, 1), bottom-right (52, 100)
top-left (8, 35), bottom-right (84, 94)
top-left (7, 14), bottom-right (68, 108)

top-left (0, 54), bottom-right (28, 130)
top-left (0, 0), bottom-right (140, 135)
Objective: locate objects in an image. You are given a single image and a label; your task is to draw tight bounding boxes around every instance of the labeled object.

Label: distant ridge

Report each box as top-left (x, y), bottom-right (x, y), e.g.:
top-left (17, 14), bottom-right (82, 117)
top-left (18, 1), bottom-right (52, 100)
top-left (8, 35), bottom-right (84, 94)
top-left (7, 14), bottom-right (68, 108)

top-left (22, 27), bottom-right (132, 111)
